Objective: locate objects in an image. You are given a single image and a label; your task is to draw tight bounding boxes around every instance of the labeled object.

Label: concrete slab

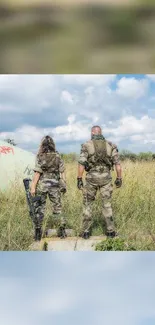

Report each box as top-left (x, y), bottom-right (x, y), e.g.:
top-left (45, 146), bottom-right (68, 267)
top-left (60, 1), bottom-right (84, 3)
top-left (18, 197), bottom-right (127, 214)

top-left (46, 229), bottom-right (75, 237)
top-left (76, 236), bottom-right (106, 251)
top-left (29, 236), bottom-right (106, 251)
top-left (47, 238), bottom-right (77, 251)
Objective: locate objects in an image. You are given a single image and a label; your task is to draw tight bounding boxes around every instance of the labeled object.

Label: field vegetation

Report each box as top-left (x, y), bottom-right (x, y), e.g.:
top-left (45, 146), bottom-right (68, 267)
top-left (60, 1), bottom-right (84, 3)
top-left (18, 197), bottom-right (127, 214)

top-left (1, 153), bottom-right (155, 251)
top-left (0, 1), bottom-right (155, 73)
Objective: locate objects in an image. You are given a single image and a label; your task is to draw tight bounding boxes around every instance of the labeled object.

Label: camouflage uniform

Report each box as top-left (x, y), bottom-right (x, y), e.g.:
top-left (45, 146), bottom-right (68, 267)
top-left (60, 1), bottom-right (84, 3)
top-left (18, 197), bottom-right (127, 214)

top-left (78, 135), bottom-right (120, 234)
top-left (33, 151), bottom-right (65, 230)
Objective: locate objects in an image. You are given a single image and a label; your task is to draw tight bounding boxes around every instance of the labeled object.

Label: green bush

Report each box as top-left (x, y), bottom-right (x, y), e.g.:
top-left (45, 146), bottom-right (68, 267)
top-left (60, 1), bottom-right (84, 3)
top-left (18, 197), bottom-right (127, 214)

top-left (95, 238), bottom-right (136, 251)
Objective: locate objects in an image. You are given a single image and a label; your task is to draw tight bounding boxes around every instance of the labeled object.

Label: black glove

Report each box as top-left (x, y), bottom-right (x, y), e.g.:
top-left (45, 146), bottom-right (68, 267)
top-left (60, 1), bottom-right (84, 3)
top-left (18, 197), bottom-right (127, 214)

top-left (59, 179), bottom-right (67, 194)
top-left (77, 177), bottom-right (83, 189)
top-left (61, 187), bottom-right (67, 194)
top-left (115, 178), bottom-right (122, 188)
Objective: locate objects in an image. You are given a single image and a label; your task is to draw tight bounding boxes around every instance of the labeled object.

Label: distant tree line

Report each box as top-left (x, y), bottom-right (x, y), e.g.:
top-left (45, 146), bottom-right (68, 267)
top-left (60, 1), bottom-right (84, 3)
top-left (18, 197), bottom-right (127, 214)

top-left (3, 139), bottom-right (155, 162)
top-left (119, 150), bottom-right (155, 162)
top-left (61, 151), bottom-right (155, 163)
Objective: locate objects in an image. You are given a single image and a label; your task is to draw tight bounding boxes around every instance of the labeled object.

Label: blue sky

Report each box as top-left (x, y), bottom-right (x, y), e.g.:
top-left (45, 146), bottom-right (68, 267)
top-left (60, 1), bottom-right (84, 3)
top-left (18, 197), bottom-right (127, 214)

top-left (1, 74), bottom-right (155, 153)
top-left (0, 252), bottom-right (155, 325)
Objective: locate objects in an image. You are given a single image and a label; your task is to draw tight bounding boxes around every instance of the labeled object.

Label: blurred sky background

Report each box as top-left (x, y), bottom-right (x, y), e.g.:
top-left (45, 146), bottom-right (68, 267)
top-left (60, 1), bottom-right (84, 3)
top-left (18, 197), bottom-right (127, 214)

top-left (0, 252), bottom-right (155, 325)
top-left (0, 0), bottom-right (155, 73)
top-left (1, 74), bottom-right (155, 154)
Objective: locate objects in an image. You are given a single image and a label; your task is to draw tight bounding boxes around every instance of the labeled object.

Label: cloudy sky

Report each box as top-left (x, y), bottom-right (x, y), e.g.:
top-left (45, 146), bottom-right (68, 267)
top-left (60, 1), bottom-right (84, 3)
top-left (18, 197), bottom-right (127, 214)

top-left (1, 74), bottom-right (155, 153)
top-left (0, 252), bottom-right (155, 325)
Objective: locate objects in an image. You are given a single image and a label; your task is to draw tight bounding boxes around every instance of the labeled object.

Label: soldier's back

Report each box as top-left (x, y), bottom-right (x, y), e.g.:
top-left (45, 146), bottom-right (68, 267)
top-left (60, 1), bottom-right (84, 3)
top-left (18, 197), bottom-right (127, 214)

top-left (84, 139), bottom-right (114, 157)
top-left (37, 152), bottom-right (61, 192)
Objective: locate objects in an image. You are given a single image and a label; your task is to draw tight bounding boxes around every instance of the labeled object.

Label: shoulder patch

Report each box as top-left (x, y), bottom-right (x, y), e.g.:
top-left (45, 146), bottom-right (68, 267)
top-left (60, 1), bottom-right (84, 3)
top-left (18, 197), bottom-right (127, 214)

top-left (81, 143), bottom-right (88, 150)
top-left (107, 141), bottom-right (119, 152)
top-left (81, 141), bottom-right (90, 148)
top-left (85, 140), bottom-right (91, 145)
top-left (112, 144), bottom-right (119, 152)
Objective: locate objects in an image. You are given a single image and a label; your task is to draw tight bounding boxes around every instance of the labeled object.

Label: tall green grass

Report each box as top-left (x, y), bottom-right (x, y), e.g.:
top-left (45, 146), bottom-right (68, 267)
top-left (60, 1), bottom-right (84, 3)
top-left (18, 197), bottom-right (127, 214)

top-left (0, 160), bottom-right (155, 250)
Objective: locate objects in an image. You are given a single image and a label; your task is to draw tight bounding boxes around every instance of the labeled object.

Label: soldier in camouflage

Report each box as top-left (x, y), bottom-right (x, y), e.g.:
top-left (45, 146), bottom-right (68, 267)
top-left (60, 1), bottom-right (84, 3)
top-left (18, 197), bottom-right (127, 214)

top-left (77, 125), bottom-right (122, 239)
top-left (30, 135), bottom-right (67, 241)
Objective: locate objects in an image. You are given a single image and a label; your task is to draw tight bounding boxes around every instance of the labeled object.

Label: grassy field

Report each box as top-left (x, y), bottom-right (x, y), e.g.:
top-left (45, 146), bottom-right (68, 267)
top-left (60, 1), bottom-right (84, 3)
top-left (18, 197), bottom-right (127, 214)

top-left (0, 160), bottom-right (155, 251)
top-left (1, 2), bottom-right (155, 73)
top-left (2, 0), bottom-right (150, 8)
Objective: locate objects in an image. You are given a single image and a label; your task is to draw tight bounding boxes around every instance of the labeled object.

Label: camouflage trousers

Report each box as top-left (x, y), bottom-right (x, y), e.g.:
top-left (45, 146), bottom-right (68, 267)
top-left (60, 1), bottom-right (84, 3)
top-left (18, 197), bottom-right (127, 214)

top-left (81, 172), bottom-right (115, 233)
top-left (33, 179), bottom-right (65, 229)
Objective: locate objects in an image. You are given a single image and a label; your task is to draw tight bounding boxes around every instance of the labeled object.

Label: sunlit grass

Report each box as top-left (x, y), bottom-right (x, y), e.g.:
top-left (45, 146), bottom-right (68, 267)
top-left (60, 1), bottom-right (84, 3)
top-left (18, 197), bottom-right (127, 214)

top-left (1, 160), bottom-right (155, 250)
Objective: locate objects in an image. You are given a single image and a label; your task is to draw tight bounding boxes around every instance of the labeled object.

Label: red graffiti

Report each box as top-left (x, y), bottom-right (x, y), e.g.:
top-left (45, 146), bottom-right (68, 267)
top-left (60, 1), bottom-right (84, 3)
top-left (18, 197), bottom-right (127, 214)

top-left (0, 146), bottom-right (14, 155)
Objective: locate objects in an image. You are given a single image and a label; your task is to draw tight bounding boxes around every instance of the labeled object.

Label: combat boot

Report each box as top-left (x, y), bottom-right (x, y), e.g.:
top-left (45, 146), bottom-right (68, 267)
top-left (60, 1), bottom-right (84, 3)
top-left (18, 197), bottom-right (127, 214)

top-left (34, 228), bottom-right (42, 241)
top-left (106, 231), bottom-right (118, 239)
top-left (80, 230), bottom-right (91, 239)
top-left (83, 230), bottom-right (90, 239)
top-left (57, 226), bottom-right (67, 239)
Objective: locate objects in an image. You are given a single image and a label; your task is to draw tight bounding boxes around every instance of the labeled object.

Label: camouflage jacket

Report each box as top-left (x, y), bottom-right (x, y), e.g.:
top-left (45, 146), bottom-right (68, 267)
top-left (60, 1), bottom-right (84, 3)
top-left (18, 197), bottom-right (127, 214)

top-left (34, 151), bottom-right (65, 181)
top-left (78, 136), bottom-right (120, 173)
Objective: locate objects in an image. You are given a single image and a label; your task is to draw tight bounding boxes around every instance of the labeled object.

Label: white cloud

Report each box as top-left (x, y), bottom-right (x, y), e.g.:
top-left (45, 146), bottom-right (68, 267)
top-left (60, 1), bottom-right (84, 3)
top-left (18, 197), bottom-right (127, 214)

top-left (146, 74), bottom-right (155, 81)
top-left (0, 125), bottom-right (44, 144)
top-left (67, 114), bottom-right (76, 124)
top-left (0, 74), bottom-right (155, 153)
top-left (0, 119), bottom-right (90, 146)
top-left (0, 75), bottom-right (54, 95)
top-left (144, 138), bottom-right (155, 144)
top-left (63, 74), bottom-right (116, 86)
top-left (104, 115), bottom-right (155, 140)
top-left (0, 75), bottom-right (19, 89)
top-left (53, 121), bottom-right (90, 142)
top-left (2, 114), bottom-right (155, 150)
top-left (130, 134), bottom-right (144, 141)
top-left (61, 90), bottom-right (74, 104)
top-left (0, 75), bottom-right (56, 113)
top-left (116, 77), bottom-right (149, 99)
top-left (84, 86), bottom-right (94, 95)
